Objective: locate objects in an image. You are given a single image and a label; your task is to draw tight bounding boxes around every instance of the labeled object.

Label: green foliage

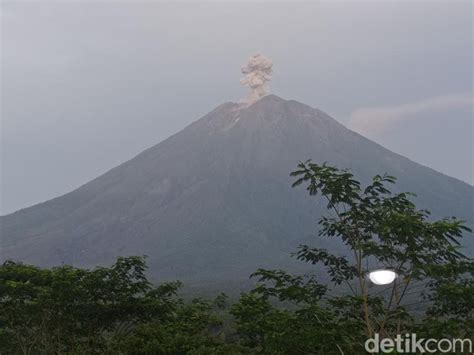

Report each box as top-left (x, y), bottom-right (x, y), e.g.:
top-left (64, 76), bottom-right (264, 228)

top-left (231, 276), bottom-right (365, 354)
top-left (417, 261), bottom-right (474, 338)
top-left (229, 162), bottom-right (472, 353)
top-left (0, 257), bottom-right (231, 354)
top-left (287, 161), bottom-right (471, 336)
top-left (112, 298), bottom-right (232, 354)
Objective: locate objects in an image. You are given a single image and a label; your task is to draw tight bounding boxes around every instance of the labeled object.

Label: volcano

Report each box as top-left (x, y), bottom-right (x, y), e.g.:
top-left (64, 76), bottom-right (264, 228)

top-left (1, 95), bottom-right (473, 287)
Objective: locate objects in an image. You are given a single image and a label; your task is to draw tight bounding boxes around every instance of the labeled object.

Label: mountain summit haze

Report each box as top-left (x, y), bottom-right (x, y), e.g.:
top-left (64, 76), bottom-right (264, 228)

top-left (1, 95), bottom-right (473, 288)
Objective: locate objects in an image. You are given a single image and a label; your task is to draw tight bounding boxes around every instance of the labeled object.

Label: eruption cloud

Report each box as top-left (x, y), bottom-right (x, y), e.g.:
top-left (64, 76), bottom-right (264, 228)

top-left (240, 54), bottom-right (273, 105)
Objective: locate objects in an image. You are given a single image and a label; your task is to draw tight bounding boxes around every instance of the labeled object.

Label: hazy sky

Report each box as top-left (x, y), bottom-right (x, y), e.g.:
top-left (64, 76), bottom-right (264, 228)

top-left (1, 1), bottom-right (472, 215)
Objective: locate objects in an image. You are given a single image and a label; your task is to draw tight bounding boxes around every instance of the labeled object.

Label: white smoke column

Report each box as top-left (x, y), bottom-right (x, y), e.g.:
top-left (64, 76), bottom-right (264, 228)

top-left (240, 54), bottom-right (273, 105)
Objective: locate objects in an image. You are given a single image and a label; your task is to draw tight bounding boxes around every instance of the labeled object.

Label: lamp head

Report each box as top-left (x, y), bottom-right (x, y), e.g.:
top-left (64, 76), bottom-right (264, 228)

top-left (368, 269), bottom-right (397, 285)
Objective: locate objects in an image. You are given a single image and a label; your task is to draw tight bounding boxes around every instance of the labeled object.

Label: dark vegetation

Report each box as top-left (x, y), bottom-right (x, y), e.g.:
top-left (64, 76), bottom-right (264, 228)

top-left (1, 163), bottom-right (472, 354)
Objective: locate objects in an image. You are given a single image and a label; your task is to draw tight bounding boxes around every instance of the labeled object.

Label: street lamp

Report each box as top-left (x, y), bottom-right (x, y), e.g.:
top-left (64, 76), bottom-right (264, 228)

top-left (368, 269), bottom-right (397, 285)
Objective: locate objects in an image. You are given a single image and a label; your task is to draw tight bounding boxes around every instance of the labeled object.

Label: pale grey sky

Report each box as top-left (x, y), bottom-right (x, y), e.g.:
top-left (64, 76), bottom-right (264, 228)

top-left (1, 1), bottom-right (472, 215)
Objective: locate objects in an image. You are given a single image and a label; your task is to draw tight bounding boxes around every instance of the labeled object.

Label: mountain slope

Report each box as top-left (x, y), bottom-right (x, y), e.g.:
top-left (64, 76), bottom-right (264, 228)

top-left (1, 95), bottom-right (473, 285)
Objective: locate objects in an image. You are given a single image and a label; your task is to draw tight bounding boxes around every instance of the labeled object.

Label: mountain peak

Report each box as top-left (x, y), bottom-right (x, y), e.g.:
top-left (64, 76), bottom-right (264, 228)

top-left (1, 95), bottom-right (472, 287)
top-left (251, 94), bottom-right (286, 104)
top-left (242, 94), bottom-right (325, 118)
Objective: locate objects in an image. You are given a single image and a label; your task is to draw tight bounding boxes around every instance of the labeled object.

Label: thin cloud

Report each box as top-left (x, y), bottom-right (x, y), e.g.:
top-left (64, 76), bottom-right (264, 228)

top-left (348, 93), bottom-right (474, 136)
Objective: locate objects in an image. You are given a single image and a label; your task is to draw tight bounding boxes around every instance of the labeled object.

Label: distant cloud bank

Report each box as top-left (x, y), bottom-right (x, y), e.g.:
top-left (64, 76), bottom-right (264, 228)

top-left (348, 93), bottom-right (474, 136)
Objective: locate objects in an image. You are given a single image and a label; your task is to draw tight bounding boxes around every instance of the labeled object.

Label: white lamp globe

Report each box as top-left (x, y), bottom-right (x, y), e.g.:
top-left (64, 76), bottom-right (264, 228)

top-left (368, 270), bottom-right (397, 285)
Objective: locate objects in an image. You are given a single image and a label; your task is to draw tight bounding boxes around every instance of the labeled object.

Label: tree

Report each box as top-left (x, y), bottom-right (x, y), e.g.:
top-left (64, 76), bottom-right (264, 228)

top-left (0, 257), bottom-right (181, 354)
top-left (231, 272), bottom-right (362, 354)
top-left (232, 161), bottom-right (471, 354)
top-left (418, 260), bottom-right (473, 339)
top-left (0, 257), bottom-right (244, 354)
top-left (290, 161), bottom-right (470, 336)
top-left (113, 295), bottom-right (247, 354)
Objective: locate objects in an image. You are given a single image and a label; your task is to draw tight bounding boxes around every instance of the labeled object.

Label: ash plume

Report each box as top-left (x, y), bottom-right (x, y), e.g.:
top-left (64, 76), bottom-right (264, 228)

top-left (240, 54), bottom-right (273, 105)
